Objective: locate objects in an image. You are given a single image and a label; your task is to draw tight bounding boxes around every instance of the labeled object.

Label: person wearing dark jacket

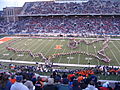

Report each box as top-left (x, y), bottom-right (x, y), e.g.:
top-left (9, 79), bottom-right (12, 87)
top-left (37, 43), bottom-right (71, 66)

top-left (0, 74), bottom-right (12, 90)
top-left (58, 78), bottom-right (72, 90)
top-left (72, 80), bottom-right (82, 90)
top-left (35, 76), bottom-right (43, 90)
top-left (43, 78), bottom-right (58, 90)
top-left (114, 82), bottom-right (120, 90)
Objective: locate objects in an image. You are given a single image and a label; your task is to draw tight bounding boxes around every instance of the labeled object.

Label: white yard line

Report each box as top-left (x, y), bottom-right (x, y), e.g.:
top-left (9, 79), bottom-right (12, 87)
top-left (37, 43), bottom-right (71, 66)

top-left (38, 39), bottom-right (53, 53)
top-left (22, 39), bottom-right (44, 61)
top-left (30, 38), bottom-right (53, 61)
top-left (0, 45), bottom-right (9, 54)
top-left (87, 44), bottom-right (90, 64)
top-left (0, 39), bottom-right (25, 59)
top-left (0, 59), bottom-right (120, 68)
top-left (108, 42), bottom-right (120, 65)
top-left (13, 39), bottom-right (30, 60)
top-left (44, 39), bottom-right (58, 56)
top-left (95, 42), bottom-right (100, 65)
top-left (30, 39), bottom-right (45, 53)
top-left (57, 40), bottom-right (66, 63)
top-left (22, 40), bottom-right (39, 61)
top-left (68, 45), bottom-right (72, 64)
top-left (51, 42), bottom-right (62, 63)
top-left (110, 41), bottom-right (120, 65)
top-left (111, 41), bottom-right (120, 54)
top-left (116, 40), bottom-right (120, 45)
top-left (85, 38), bottom-right (89, 65)
top-left (77, 53), bottom-right (80, 64)
top-left (78, 41), bottom-right (81, 64)
top-left (0, 39), bottom-right (20, 54)
top-left (99, 41), bottom-right (111, 66)
top-left (68, 55), bottom-right (71, 64)
top-left (98, 41), bottom-right (102, 65)
top-left (0, 39), bottom-right (17, 54)
top-left (32, 39), bottom-right (46, 54)
top-left (0, 42), bottom-right (11, 51)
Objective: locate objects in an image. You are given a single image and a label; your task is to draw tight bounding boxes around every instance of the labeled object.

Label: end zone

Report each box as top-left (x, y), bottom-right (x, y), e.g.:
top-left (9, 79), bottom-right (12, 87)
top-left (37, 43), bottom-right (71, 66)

top-left (0, 37), bottom-right (13, 44)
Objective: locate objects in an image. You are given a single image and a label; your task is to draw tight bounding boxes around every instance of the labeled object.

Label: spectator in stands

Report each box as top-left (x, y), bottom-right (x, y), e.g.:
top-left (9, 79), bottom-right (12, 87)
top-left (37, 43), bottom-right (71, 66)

top-left (99, 82), bottom-right (112, 90)
top-left (10, 16), bottom-right (120, 36)
top-left (0, 73), bottom-right (12, 90)
top-left (23, 0), bottom-right (120, 15)
top-left (84, 80), bottom-right (98, 90)
top-left (10, 75), bottom-right (29, 90)
top-left (72, 80), bottom-right (82, 90)
top-left (58, 78), bottom-right (72, 90)
top-left (35, 76), bottom-right (44, 90)
top-left (95, 81), bottom-right (102, 89)
top-left (24, 76), bottom-right (34, 90)
top-left (89, 75), bottom-right (98, 83)
top-left (1, 63), bottom-right (120, 90)
top-left (43, 78), bottom-right (58, 90)
top-left (9, 75), bottom-right (16, 84)
top-left (62, 72), bottom-right (67, 79)
top-left (31, 75), bottom-right (36, 86)
top-left (114, 82), bottom-right (120, 90)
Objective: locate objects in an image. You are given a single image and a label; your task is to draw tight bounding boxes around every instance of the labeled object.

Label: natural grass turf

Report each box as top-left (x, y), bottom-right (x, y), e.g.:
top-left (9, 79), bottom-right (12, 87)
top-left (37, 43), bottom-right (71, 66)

top-left (0, 38), bottom-right (120, 66)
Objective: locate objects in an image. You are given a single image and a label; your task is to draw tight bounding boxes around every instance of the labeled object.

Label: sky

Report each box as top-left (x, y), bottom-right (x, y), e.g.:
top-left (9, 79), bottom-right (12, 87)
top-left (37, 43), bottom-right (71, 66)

top-left (0, 0), bottom-right (51, 11)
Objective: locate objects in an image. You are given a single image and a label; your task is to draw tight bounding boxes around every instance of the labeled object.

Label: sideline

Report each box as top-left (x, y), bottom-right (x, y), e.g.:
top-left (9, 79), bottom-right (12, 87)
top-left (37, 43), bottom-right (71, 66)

top-left (4, 36), bottom-right (120, 40)
top-left (0, 59), bottom-right (120, 68)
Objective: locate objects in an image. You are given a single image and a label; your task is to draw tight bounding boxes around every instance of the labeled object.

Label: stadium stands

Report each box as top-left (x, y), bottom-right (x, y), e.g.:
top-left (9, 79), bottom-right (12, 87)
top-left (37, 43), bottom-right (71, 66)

top-left (0, 21), bottom-right (8, 34)
top-left (0, 64), bottom-right (120, 90)
top-left (0, 0), bottom-right (120, 35)
top-left (9, 16), bottom-right (120, 35)
top-left (21, 0), bottom-right (120, 15)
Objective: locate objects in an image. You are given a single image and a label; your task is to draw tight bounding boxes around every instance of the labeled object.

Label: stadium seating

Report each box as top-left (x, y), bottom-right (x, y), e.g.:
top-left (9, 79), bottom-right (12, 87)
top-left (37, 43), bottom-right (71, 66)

top-left (9, 16), bottom-right (120, 35)
top-left (0, 64), bottom-right (120, 90)
top-left (0, 0), bottom-right (120, 35)
top-left (22, 0), bottom-right (120, 15)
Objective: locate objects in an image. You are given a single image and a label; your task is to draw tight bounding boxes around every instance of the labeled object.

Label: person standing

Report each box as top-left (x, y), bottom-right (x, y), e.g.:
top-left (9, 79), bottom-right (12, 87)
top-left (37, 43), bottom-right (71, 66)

top-left (24, 77), bottom-right (34, 90)
top-left (35, 76), bottom-right (44, 90)
top-left (10, 75), bottom-right (29, 90)
top-left (0, 74), bottom-right (12, 90)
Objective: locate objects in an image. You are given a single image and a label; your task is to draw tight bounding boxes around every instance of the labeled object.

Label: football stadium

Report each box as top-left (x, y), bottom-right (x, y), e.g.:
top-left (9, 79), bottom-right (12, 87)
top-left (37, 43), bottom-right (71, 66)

top-left (0, 0), bottom-right (120, 89)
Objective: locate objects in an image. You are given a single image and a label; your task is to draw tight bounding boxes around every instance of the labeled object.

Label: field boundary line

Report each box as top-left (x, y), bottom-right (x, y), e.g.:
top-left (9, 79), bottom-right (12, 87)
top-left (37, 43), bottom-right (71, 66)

top-left (0, 59), bottom-right (120, 68)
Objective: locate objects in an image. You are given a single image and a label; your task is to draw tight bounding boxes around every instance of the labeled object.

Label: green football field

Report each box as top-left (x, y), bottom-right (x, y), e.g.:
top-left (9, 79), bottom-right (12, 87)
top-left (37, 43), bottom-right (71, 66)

top-left (0, 37), bottom-right (120, 66)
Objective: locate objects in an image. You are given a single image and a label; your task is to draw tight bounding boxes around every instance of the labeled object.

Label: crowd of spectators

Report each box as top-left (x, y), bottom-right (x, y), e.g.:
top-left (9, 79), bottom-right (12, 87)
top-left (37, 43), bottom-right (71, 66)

top-left (0, 20), bottom-right (15, 34)
top-left (10, 16), bottom-right (120, 35)
top-left (0, 21), bottom-right (8, 34)
top-left (0, 63), bottom-right (120, 90)
top-left (0, 0), bottom-right (120, 35)
top-left (22, 0), bottom-right (120, 15)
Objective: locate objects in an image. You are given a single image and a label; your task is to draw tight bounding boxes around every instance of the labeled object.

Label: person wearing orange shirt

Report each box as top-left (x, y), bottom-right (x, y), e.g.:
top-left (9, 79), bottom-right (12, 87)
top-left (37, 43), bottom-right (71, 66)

top-left (9, 75), bottom-right (16, 84)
